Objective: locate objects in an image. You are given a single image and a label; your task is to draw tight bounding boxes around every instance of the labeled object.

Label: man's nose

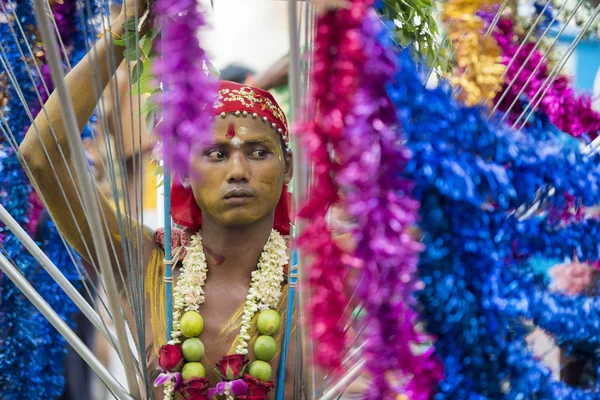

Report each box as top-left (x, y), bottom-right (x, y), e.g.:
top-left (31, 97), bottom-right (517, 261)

top-left (226, 152), bottom-right (249, 182)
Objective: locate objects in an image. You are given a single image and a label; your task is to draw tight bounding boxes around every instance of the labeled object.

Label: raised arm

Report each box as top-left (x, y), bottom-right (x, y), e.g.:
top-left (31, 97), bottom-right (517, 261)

top-left (19, 9), bottom-right (152, 279)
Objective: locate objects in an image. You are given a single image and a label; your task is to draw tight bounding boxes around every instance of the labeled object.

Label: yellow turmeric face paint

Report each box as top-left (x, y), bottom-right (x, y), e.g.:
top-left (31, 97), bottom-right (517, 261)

top-left (188, 116), bottom-right (286, 228)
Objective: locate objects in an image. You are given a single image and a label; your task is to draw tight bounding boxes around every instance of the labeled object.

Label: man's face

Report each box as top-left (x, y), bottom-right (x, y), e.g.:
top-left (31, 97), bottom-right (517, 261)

top-left (189, 115), bottom-right (292, 228)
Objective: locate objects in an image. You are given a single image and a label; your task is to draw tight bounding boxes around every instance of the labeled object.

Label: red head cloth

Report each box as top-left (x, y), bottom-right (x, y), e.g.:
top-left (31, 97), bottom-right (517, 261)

top-left (170, 81), bottom-right (291, 235)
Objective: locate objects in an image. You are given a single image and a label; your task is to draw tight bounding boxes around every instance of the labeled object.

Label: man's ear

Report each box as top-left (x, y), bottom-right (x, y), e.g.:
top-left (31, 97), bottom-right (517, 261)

top-left (284, 149), bottom-right (293, 184)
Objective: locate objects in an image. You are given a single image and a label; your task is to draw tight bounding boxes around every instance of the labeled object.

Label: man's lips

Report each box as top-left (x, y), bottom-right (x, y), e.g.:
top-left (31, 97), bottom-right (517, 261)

top-left (224, 189), bottom-right (254, 204)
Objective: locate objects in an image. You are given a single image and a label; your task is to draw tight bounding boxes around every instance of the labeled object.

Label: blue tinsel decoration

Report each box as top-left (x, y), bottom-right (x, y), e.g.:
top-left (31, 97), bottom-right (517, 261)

top-left (0, 0), bottom-right (44, 395)
top-left (388, 46), bottom-right (600, 398)
top-left (0, 0), bottom-right (99, 397)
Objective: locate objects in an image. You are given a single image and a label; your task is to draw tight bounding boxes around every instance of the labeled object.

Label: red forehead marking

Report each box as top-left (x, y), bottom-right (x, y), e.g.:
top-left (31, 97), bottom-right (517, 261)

top-left (226, 123), bottom-right (236, 139)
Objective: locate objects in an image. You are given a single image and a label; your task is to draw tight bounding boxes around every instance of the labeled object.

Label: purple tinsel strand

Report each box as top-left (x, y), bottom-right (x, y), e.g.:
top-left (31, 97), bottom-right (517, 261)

top-left (336, 12), bottom-right (443, 399)
top-left (153, 0), bottom-right (216, 178)
top-left (51, 0), bottom-right (77, 49)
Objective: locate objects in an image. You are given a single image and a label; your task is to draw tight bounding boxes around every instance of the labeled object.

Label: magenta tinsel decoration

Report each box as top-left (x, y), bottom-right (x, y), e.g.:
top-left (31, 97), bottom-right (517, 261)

top-left (336, 12), bottom-right (443, 399)
top-left (298, 0), bottom-right (370, 369)
top-left (26, 191), bottom-right (44, 235)
top-left (153, 0), bottom-right (216, 177)
top-left (493, 18), bottom-right (600, 140)
top-left (51, 0), bottom-right (77, 49)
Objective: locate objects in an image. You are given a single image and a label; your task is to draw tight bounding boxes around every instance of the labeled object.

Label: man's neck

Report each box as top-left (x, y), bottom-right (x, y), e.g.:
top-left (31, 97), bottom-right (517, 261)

top-left (200, 215), bottom-right (275, 280)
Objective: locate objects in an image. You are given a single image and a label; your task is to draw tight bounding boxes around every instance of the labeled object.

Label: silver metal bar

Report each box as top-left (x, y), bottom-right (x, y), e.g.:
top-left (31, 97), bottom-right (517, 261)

top-left (0, 203), bottom-right (119, 348)
top-left (486, 0), bottom-right (563, 115)
top-left (0, 252), bottom-right (133, 400)
top-left (319, 358), bottom-right (366, 400)
top-left (32, 1), bottom-right (142, 398)
top-left (288, 0), bottom-right (315, 398)
top-left (496, 0), bottom-right (584, 124)
top-left (513, 4), bottom-right (600, 131)
top-left (317, 339), bottom-right (367, 396)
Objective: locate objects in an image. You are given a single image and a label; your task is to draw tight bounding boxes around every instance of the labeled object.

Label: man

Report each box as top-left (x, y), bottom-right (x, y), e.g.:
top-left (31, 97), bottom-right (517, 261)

top-left (19, 3), bottom-right (296, 399)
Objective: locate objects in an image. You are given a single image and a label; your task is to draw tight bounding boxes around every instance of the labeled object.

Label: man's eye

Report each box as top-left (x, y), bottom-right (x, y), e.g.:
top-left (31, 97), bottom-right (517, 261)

top-left (207, 150), bottom-right (226, 160)
top-left (250, 149), bottom-right (268, 158)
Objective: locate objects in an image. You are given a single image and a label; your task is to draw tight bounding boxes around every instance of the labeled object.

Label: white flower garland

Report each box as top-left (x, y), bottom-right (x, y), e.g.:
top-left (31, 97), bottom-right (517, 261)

top-left (165, 229), bottom-right (288, 399)
top-left (171, 232), bottom-right (209, 343)
top-left (236, 230), bottom-right (288, 355)
top-left (164, 381), bottom-right (175, 399)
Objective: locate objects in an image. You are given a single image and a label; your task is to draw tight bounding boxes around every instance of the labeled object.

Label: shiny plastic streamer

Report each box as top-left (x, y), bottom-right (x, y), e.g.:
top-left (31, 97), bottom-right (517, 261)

top-left (391, 45), bottom-right (600, 398)
top-left (442, 0), bottom-right (505, 107)
top-left (336, 12), bottom-right (443, 399)
top-left (154, 0), bottom-right (215, 178)
top-left (299, 0), bottom-right (371, 369)
top-left (0, 0), bottom-right (97, 396)
top-left (492, 16), bottom-right (600, 141)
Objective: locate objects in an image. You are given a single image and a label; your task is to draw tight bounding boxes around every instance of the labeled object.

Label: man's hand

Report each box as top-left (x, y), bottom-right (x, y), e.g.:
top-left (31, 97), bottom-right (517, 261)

top-left (120, 0), bottom-right (147, 21)
top-left (310, 0), bottom-right (350, 17)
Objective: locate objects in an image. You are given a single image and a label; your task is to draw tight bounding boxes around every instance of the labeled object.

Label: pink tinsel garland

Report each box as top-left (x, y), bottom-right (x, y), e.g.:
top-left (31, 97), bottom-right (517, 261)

top-left (336, 11), bottom-right (443, 399)
top-left (493, 18), bottom-right (600, 140)
top-left (298, 0), bottom-right (370, 369)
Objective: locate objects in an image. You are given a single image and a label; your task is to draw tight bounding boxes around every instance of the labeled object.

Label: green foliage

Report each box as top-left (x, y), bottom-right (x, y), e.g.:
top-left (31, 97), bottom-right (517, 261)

top-left (114, 18), bottom-right (164, 186)
top-left (381, 0), bottom-right (452, 75)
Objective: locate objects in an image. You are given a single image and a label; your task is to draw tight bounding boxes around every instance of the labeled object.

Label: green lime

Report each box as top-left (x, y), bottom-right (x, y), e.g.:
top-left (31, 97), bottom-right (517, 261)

top-left (182, 338), bottom-right (205, 362)
top-left (257, 310), bottom-right (280, 336)
top-left (248, 360), bottom-right (272, 382)
top-left (180, 311), bottom-right (204, 338)
top-left (181, 362), bottom-right (206, 380)
top-left (254, 335), bottom-right (277, 361)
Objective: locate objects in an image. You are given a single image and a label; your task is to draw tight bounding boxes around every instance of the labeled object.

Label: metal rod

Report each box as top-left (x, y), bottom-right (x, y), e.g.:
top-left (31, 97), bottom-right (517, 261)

top-left (0, 253), bottom-right (133, 400)
top-left (486, 0), bottom-right (561, 115)
top-left (288, 0), bottom-right (315, 398)
top-left (496, 0), bottom-right (585, 124)
top-left (319, 358), bottom-right (366, 400)
top-left (32, 1), bottom-right (141, 398)
top-left (164, 164), bottom-right (173, 340)
top-left (0, 203), bottom-right (118, 348)
top-left (317, 340), bottom-right (367, 396)
top-left (513, 4), bottom-right (600, 131)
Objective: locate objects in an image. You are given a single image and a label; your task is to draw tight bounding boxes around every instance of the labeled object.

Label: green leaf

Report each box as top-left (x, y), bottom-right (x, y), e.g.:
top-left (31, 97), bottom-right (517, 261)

top-left (121, 31), bottom-right (140, 49)
top-left (140, 95), bottom-right (158, 116)
top-left (153, 164), bottom-right (164, 176)
top-left (131, 61), bottom-right (155, 95)
top-left (124, 45), bottom-right (140, 63)
top-left (113, 37), bottom-right (126, 47)
top-left (146, 110), bottom-right (156, 133)
top-left (140, 35), bottom-right (153, 57)
top-left (124, 17), bottom-right (138, 31)
top-left (131, 62), bottom-right (143, 84)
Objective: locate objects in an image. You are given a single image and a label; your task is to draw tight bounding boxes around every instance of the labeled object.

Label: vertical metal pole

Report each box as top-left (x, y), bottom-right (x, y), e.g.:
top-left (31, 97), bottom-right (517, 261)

top-left (164, 164), bottom-right (173, 340)
top-left (287, 0), bottom-right (315, 398)
top-left (32, 1), bottom-right (141, 398)
top-left (161, 20), bottom-right (174, 341)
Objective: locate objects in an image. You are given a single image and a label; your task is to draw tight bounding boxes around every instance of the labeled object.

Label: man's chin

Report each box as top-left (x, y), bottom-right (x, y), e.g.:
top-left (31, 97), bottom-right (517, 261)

top-left (218, 210), bottom-right (265, 227)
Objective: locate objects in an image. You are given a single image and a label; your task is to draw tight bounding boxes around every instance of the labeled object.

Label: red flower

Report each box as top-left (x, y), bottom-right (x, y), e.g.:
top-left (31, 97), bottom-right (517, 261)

top-left (240, 373), bottom-right (275, 399)
top-left (158, 344), bottom-right (184, 372)
top-left (174, 378), bottom-right (210, 400)
top-left (215, 355), bottom-right (249, 380)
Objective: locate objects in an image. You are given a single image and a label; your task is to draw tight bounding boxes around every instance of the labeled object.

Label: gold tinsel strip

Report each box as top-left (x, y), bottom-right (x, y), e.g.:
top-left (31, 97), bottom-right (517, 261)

top-left (443, 0), bottom-right (506, 107)
top-left (0, 72), bottom-right (8, 115)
